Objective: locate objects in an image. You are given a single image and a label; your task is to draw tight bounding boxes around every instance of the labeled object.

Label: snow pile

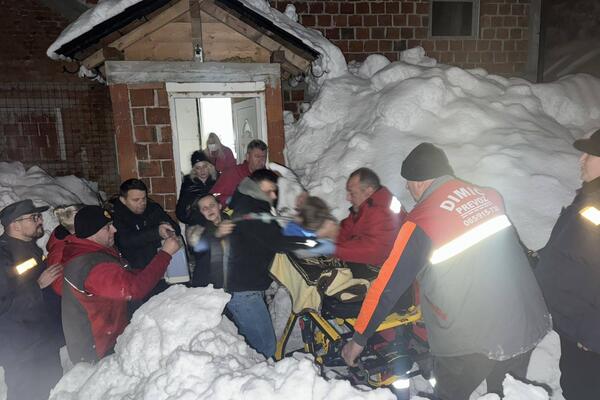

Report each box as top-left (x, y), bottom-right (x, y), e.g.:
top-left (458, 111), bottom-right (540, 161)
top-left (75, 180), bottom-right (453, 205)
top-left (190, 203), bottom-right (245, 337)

top-left (285, 50), bottom-right (600, 249)
top-left (0, 161), bottom-right (100, 248)
top-left (238, 0), bottom-right (347, 92)
top-left (50, 285), bottom-right (395, 400)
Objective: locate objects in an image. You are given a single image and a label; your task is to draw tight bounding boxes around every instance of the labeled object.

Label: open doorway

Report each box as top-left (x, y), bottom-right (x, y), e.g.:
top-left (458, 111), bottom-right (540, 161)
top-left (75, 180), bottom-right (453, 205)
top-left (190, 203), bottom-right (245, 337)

top-left (166, 82), bottom-right (268, 191)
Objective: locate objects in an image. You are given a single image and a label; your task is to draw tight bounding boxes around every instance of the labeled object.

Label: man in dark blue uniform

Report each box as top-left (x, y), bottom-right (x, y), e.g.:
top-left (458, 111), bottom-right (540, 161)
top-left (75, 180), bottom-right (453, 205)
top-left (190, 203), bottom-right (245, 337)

top-left (0, 199), bottom-right (63, 400)
top-left (536, 129), bottom-right (600, 400)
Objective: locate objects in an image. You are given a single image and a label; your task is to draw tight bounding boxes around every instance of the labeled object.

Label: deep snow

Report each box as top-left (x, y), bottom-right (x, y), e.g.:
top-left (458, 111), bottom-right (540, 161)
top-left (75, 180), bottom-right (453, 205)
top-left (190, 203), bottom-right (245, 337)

top-left (285, 48), bottom-right (600, 250)
top-left (0, 161), bottom-right (101, 249)
top-left (38, 1), bottom-right (600, 399)
top-left (47, 286), bottom-right (561, 400)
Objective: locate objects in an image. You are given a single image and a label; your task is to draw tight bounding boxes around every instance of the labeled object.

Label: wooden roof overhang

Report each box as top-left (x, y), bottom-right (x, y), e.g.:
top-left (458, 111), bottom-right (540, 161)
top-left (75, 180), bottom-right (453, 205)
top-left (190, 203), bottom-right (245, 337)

top-left (54, 0), bottom-right (319, 79)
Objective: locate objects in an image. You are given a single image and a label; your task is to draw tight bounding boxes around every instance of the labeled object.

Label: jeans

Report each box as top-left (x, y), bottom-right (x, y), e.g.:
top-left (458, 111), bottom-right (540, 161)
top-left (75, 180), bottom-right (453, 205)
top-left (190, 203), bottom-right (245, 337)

top-left (226, 290), bottom-right (276, 358)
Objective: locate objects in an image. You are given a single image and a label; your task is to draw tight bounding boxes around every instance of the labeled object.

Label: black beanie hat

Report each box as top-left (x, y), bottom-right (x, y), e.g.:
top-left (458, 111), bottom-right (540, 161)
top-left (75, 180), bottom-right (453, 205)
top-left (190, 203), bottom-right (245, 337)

top-left (191, 150), bottom-right (209, 167)
top-left (401, 143), bottom-right (454, 181)
top-left (75, 205), bottom-right (112, 239)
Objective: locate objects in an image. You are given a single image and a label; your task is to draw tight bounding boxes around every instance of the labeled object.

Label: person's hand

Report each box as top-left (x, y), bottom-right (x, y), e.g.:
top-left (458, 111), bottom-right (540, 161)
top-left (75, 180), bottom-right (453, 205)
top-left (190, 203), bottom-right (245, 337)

top-left (37, 264), bottom-right (63, 289)
top-left (341, 340), bottom-right (364, 367)
top-left (161, 236), bottom-right (181, 255)
top-left (159, 223), bottom-right (176, 239)
top-left (215, 220), bottom-right (235, 238)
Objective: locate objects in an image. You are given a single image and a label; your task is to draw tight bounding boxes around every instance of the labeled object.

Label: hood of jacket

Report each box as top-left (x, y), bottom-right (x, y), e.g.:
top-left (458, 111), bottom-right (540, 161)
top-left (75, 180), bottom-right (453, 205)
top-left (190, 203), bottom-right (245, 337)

top-left (62, 236), bottom-right (120, 265)
top-left (236, 177), bottom-right (273, 205)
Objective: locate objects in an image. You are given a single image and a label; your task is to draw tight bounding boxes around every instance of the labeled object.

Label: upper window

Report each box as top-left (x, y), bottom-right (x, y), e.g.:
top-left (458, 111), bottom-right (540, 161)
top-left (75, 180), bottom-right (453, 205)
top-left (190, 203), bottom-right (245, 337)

top-left (429, 0), bottom-right (480, 38)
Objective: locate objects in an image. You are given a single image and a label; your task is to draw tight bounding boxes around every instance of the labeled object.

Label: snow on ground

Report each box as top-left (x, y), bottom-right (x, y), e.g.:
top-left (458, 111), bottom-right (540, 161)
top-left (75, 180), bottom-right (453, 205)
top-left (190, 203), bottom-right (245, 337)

top-left (49, 286), bottom-right (395, 400)
top-left (0, 161), bottom-right (101, 249)
top-left (285, 47), bottom-right (600, 250)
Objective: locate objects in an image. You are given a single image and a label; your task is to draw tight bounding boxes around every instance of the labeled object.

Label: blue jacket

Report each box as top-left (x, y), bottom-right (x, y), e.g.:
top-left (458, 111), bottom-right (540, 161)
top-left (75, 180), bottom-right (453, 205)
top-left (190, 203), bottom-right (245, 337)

top-left (536, 177), bottom-right (600, 352)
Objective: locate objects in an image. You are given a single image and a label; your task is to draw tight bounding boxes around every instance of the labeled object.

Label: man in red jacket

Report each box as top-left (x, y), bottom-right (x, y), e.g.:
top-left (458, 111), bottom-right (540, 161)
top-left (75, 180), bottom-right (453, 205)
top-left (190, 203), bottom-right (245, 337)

top-left (334, 168), bottom-right (405, 269)
top-left (210, 139), bottom-right (268, 206)
top-left (61, 205), bottom-right (180, 364)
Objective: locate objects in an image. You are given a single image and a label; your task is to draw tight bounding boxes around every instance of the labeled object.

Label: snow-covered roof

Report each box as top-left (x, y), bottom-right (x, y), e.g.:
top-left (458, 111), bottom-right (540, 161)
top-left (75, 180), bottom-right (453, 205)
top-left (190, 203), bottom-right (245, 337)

top-left (47, 0), bottom-right (152, 60)
top-left (46, 0), bottom-right (339, 79)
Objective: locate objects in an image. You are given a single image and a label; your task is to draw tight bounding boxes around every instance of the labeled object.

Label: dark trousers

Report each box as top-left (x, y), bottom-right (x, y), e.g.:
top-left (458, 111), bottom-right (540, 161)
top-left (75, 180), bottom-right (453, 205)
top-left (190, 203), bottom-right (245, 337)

top-left (559, 335), bottom-right (600, 400)
top-left (433, 350), bottom-right (532, 400)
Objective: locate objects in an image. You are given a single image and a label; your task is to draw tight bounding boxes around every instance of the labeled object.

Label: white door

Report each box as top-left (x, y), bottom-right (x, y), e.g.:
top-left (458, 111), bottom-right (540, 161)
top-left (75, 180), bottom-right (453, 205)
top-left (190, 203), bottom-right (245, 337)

top-left (173, 98), bottom-right (201, 175)
top-left (232, 98), bottom-right (261, 158)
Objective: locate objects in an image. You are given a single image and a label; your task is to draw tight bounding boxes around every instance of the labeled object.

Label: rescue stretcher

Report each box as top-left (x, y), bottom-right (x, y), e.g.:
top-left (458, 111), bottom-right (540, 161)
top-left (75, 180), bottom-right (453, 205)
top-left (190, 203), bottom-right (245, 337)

top-left (270, 253), bottom-right (431, 398)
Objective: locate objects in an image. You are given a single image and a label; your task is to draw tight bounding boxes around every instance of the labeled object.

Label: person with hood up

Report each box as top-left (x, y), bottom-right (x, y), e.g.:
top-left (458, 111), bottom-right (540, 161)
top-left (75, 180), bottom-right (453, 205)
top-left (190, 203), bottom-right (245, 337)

top-left (342, 143), bottom-right (552, 400)
top-left (225, 169), bottom-right (309, 358)
top-left (176, 150), bottom-right (217, 225)
top-left (203, 132), bottom-right (236, 174)
top-left (61, 205), bottom-right (180, 363)
top-left (535, 129), bottom-right (600, 399)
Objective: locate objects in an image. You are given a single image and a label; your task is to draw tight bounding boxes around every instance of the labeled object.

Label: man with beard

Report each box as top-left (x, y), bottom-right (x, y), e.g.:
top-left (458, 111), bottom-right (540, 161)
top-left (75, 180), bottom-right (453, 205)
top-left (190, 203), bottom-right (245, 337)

top-left (536, 129), bottom-right (600, 399)
top-left (0, 200), bottom-right (64, 400)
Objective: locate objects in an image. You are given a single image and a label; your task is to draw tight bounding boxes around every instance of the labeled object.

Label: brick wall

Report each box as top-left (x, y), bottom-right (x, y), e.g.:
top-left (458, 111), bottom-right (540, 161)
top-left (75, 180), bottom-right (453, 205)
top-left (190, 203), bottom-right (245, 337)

top-left (271, 0), bottom-right (530, 75)
top-left (0, 0), bottom-right (119, 194)
top-left (110, 80), bottom-right (286, 219)
top-left (0, 82), bottom-right (119, 193)
top-left (110, 83), bottom-right (178, 215)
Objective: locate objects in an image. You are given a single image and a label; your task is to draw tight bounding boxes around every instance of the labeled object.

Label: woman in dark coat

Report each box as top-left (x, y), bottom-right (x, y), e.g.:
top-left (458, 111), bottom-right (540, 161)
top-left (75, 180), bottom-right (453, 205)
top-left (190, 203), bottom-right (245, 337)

top-left (176, 151), bottom-right (217, 225)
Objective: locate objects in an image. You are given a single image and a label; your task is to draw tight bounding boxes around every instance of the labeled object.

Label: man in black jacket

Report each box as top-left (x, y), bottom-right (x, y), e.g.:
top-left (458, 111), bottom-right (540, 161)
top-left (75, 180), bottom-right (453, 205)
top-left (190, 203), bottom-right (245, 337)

top-left (111, 179), bottom-right (181, 301)
top-left (536, 129), bottom-right (600, 400)
top-left (225, 169), bottom-right (305, 358)
top-left (0, 200), bottom-right (63, 400)
top-left (111, 179), bottom-right (181, 269)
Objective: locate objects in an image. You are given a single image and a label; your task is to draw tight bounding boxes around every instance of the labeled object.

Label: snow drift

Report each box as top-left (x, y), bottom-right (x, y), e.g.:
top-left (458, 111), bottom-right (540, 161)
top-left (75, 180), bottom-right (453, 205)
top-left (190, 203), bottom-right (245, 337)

top-left (0, 161), bottom-right (101, 249)
top-left (49, 286), bottom-right (395, 400)
top-left (285, 48), bottom-right (600, 249)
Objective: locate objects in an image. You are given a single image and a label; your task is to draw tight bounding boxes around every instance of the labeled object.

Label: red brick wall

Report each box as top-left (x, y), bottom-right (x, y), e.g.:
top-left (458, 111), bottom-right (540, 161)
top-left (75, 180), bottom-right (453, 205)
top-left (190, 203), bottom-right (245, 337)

top-left (0, 0), bottom-right (119, 194)
top-left (271, 0), bottom-right (530, 75)
top-left (111, 83), bottom-right (178, 215)
top-left (110, 81), bottom-right (286, 218)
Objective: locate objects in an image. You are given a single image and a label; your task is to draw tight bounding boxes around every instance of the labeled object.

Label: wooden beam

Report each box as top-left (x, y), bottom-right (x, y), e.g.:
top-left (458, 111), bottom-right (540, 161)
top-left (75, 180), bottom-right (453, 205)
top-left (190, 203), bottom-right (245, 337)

top-left (199, 0), bottom-right (311, 73)
top-left (103, 46), bottom-right (124, 61)
top-left (82, 0), bottom-right (190, 69)
top-left (105, 61), bottom-right (281, 86)
top-left (189, 0), bottom-right (203, 60)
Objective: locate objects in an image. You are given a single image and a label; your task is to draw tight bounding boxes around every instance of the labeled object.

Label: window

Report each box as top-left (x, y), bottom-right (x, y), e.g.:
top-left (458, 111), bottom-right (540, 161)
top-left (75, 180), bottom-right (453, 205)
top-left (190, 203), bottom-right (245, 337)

top-left (429, 0), bottom-right (480, 38)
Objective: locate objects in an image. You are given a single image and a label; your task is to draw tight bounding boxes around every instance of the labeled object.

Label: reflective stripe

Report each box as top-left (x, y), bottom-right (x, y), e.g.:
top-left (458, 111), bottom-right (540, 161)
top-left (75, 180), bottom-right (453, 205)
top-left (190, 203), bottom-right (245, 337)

top-left (580, 206), bottom-right (600, 226)
top-left (15, 258), bottom-right (37, 275)
top-left (430, 215), bottom-right (512, 265)
top-left (389, 196), bottom-right (402, 214)
top-left (65, 277), bottom-right (93, 297)
top-left (354, 221), bottom-right (417, 334)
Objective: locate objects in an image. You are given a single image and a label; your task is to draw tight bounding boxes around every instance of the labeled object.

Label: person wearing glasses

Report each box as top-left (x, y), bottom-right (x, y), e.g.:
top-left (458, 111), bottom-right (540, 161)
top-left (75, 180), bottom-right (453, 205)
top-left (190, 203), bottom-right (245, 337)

top-left (0, 199), bottom-right (64, 400)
